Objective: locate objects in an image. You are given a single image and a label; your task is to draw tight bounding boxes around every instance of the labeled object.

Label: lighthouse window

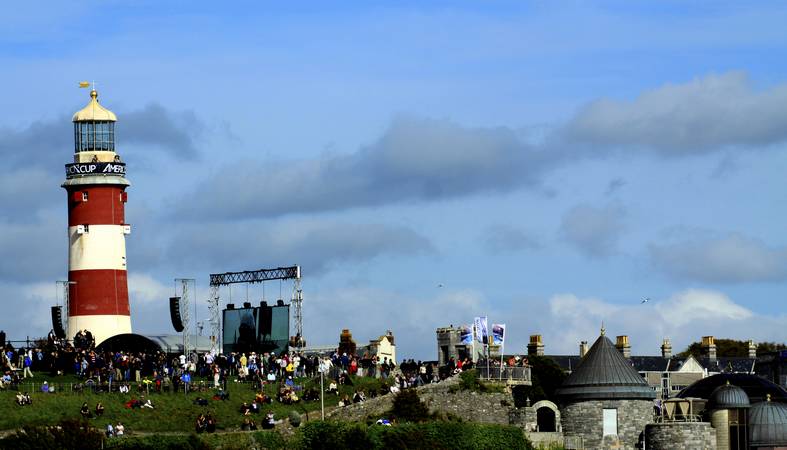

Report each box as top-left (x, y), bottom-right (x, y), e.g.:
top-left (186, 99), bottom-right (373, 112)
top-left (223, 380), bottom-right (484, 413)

top-left (74, 121), bottom-right (115, 152)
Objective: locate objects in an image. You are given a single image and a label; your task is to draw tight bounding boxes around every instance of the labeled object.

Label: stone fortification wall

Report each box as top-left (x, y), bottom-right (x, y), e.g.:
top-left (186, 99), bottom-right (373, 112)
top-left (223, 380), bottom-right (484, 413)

top-left (327, 376), bottom-right (511, 424)
top-left (561, 399), bottom-right (652, 450)
top-left (644, 422), bottom-right (716, 450)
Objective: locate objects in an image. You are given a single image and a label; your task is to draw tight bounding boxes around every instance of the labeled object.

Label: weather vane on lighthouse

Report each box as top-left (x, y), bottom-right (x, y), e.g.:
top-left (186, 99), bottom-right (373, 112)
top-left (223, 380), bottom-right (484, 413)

top-left (61, 82), bottom-right (133, 346)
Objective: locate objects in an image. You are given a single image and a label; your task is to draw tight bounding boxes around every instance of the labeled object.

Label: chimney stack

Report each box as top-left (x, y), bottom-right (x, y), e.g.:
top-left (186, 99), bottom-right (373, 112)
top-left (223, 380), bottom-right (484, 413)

top-left (748, 340), bottom-right (757, 359)
top-left (579, 341), bottom-right (589, 358)
top-left (528, 334), bottom-right (544, 356)
top-left (616, 335), bottom-right (631, 358)
top-left (661, 338), bottom-right (672, 359)
top-left (702, 336), bottom-right (716, 362)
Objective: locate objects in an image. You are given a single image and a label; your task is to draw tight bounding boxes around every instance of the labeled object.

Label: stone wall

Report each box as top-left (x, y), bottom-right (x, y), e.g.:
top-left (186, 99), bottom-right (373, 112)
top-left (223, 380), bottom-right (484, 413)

top-left (327, 376), bottom-right (512, 424)
top-left (561, 399), bottom-right (653, 450)
top-left (645, 422), bottom-right (716, 450)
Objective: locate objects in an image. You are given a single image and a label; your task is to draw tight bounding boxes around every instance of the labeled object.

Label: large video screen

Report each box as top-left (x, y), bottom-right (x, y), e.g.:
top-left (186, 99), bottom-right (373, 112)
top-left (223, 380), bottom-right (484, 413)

top-left (223, 304), bottom-right (289, 355)
top-left (223, 307), bottom-right (259, 355)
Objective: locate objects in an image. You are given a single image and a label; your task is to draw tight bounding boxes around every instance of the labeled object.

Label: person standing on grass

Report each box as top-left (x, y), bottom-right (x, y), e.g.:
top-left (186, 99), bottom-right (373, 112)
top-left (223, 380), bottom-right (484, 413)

top-left (22, 352), bottom-right (33, 379)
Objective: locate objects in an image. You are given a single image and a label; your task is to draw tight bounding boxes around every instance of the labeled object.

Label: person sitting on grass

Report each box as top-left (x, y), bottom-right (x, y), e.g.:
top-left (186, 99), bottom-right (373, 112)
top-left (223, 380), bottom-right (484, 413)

top-left (250, 399), bottom-right (260, 414)
top-left (241, 417), bottom-right (252, 431)
top-left (302, 388), bottom-right (320, 402)
top-left (115, 422), bottom-right (124, 436)
top-left (327, 380), bottom-right (338, 395)
top-left (95, 402), bottom-right (105, 416)
top-left (240, 402), bottom-right (251, 416)
top-left (15, 392), bottom-right (29, 406)
top-left (205, 414), bottom-right (216, 433)
top-left (193, 396), bottom-right (209, 406)
top-left (262, 411), bottom-right (276, 429)
top-left (80, 402), bottom-right (92, 419)
top-left (41, 381), bottom-right (49, 393)
top-left (142, 398), bottom-right (154, 409)
top-left (105, 423), bottom-right (114, 438)
top-left (255, 392), bottom-right (272, 404)
top-left (195, 414), bottom-right (207, 433)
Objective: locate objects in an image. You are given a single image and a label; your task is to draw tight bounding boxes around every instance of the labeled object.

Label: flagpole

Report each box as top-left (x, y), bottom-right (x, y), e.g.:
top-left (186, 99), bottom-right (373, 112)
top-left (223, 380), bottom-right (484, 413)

top-left (499, 333), bottom-right (505, 382)
top-left (471, 324), bottom-right (476, 363)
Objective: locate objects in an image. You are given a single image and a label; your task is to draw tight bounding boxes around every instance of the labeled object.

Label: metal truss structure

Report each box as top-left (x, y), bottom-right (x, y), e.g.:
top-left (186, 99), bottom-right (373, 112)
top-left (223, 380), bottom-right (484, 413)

top-left (207, 266), bottom-right (302, 354)
top-left (175, 278), bottom-right (195, 357)
top-left (209, 266), bottom-right (300, 286)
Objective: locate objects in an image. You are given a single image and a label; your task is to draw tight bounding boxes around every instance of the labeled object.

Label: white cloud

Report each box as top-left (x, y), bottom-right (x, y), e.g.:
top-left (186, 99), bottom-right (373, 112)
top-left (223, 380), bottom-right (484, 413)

top-left (653, 288), bottom-right (752, 327)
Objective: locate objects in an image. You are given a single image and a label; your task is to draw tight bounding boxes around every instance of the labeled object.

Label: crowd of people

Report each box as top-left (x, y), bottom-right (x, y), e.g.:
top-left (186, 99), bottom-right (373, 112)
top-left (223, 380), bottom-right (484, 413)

top-left (2, 327), bottom-right (508, 434)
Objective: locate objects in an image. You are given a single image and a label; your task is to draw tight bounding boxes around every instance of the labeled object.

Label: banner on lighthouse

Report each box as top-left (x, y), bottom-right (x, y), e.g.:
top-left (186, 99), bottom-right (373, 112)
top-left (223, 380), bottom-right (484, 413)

top-left (65, 162), bottom-right (126, 177)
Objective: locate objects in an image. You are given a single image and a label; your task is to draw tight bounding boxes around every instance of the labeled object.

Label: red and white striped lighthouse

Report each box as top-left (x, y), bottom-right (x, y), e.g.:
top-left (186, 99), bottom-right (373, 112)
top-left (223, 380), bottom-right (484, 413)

top-left (62, 88), bottom-right (132, 345)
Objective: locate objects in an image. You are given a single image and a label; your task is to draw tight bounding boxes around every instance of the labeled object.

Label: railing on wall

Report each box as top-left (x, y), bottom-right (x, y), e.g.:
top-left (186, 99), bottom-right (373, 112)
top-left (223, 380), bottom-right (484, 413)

top-left (477, 366), bottom-right (531, 383)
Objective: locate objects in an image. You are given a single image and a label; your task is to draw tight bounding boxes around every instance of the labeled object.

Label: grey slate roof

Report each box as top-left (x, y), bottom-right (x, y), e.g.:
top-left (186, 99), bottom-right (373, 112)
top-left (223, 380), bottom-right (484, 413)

top-left (749, 398), bottom-right (787, 447)
top-left (677, 373), bottom-right (787, 404)
top-left (556, 333), bottom-right (656, 402)
top-left (708, 382), bottom-right (751, 409)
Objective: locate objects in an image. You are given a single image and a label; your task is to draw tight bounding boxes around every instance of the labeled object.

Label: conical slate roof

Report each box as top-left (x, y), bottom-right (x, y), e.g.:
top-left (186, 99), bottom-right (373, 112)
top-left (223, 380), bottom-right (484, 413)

top-left (556, 332), bottom-right (656, 401)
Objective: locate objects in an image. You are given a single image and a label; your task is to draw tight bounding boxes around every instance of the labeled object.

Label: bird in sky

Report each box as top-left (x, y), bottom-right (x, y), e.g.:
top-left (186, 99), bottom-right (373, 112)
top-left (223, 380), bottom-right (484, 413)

top-left (437, 283), bottom-right (444, 288)
top-left (641, 297), bottom-right (650, 304)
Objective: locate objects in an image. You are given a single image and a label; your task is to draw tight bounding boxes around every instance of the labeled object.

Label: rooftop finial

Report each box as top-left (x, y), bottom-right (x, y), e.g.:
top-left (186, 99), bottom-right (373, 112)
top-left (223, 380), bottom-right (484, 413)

top-left (600, 321), bottom-right (606, 336)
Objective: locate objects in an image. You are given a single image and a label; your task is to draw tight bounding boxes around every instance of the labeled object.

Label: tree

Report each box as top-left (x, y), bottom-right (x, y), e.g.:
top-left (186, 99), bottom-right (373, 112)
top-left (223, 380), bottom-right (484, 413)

top-left (678, 339), bottom-right (786, 358)
top-left (512, 355), bottom-right (567, 406)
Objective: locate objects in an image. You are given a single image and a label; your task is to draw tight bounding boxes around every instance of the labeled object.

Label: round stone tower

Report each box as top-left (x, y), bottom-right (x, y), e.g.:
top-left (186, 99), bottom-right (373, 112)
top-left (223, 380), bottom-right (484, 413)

top-left (556, 328), bottom-right (655, 450)
top-left (62, 88), bottom-right (132, 345)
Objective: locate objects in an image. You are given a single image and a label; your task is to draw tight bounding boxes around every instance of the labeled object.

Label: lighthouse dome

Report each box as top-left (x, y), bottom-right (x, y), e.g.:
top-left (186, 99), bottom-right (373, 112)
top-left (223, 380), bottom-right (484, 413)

top-left (72, 89), bottom-right (117, 122)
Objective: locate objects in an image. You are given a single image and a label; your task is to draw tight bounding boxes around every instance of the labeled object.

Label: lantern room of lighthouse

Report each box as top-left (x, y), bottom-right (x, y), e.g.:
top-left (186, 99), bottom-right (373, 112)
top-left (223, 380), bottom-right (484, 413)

top-left (62, 88), bottom-right (132, 345)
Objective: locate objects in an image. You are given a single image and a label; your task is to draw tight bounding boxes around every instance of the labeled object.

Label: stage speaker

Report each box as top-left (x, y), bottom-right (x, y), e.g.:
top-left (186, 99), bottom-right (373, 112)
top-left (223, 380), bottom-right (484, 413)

top-left (259, 304), bottom-right (272, 337)
top-left (169, 296), bottom-right (184, 332)
top-left (243, 302), bottom-right (252, 309)
top-left (51, 306), bottom-right (66, 339)
top-left (277, 299), bottom-right (285, 306)
top-left (226, 303), bottom-right (235, 310)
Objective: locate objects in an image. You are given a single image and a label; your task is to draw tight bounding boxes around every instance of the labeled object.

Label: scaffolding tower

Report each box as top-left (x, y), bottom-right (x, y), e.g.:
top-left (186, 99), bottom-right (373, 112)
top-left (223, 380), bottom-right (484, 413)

top-left (175, 278), bottom-right (195, 357)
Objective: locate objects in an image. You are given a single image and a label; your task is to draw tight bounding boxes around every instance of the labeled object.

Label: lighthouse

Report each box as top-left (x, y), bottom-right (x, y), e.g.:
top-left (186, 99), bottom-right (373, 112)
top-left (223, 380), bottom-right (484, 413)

top-left (62, 88), bottom-right (131, 345)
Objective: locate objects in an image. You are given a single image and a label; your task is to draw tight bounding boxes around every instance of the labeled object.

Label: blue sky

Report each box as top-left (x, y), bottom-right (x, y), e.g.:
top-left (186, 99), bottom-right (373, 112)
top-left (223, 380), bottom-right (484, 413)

top-left (2, 1), bottom-right (787, 359)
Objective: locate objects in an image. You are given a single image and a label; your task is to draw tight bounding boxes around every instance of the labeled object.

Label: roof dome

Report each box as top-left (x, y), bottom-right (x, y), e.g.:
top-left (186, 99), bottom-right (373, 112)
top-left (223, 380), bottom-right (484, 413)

top-left (72, 89), bottom-right (117, 122)
top-left (749, 395), bottom-right (787, 448)
top-left (556, 332), bottom-right (656, 402)
top-left (708, 381), bottom-right (750, 409)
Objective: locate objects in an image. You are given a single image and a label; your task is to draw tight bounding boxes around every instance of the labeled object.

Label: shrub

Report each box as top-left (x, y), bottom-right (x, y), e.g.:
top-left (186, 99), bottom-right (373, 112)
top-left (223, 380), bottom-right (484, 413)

top-left (288, 410), bottom-right (302, 427)
top-left (297, 421), bottom-right (532, 450)
top-left (389, 389), bottom-right (430, 422)
top-left (0, 419), bottom-right (104, 450)
top-left (297, 421), bottom-right (373, 450)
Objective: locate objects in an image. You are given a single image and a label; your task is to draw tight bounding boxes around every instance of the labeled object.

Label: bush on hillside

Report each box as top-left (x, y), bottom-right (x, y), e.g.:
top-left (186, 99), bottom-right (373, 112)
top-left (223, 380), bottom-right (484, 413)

top-left (0, 419), bottom-right (104, 450)
top-left (298, 421), bottom-right (532, 450)
top-left (389, 389), bottom-right (431, 422)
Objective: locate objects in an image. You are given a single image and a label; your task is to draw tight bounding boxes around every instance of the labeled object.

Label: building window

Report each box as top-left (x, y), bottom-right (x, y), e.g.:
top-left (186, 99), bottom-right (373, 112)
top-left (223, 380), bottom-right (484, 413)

top-left (82, 192), bottom-right (88, 201)
top-left (602, 409), bottom-right (618, 436)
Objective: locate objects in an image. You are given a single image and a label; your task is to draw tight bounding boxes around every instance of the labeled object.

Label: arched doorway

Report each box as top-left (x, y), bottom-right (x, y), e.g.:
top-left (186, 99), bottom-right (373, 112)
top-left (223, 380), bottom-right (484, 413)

top-left (533, 400), bottom-right (560, 432)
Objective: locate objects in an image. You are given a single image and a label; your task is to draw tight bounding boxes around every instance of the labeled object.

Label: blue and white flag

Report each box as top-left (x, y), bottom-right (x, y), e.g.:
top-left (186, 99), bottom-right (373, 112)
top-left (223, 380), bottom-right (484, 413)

top-left (460, 324), bottom-right (473, 345)
top-left (492, 323), bottom-right (505, 346)
top-left (474, 316), bottom-right (488, 344)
